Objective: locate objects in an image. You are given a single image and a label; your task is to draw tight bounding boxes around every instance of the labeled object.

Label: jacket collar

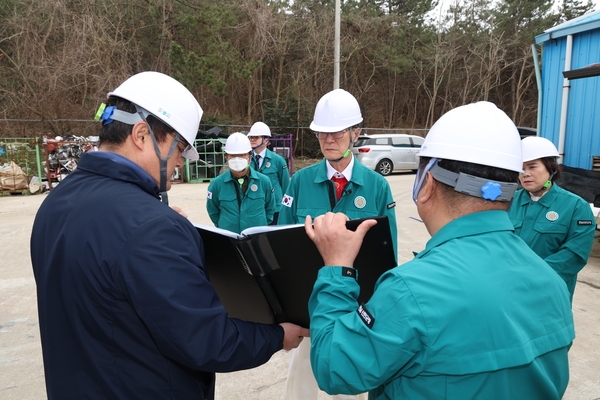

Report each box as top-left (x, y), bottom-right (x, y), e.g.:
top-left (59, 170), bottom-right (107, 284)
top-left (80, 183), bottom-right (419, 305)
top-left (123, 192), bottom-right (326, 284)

top-left (77, 152), bottom-right (161, 198)
top-left (315, 156), bottom-right (366, 186)
top-left (223, 167), bottom-right (259, 182)
top-left (417, 210), bottom-right (515, 259)
top-left (517, 183), bottom-right (558, 208)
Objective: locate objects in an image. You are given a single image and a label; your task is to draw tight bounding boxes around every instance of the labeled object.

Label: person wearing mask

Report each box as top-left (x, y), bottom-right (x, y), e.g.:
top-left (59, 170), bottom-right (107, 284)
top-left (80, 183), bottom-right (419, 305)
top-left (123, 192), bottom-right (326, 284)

top-left (305, 102), bottom-right (574, 399)
top-left (508, 136), bottom-right (596, 303)
top-left (280, 89), bottom-right (397, 400)
top-left (248, 121), bottom-right (290, 225)
top-left (207, 132), bottom-right (276, 233)
top-left (30, 72), bottom-right (308, 400)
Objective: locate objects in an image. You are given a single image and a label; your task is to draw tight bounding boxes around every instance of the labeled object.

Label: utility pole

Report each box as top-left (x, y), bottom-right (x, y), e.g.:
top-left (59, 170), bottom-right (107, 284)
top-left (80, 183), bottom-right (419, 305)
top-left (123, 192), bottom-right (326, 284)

top-left (334, 0), bottom-right (340, 90)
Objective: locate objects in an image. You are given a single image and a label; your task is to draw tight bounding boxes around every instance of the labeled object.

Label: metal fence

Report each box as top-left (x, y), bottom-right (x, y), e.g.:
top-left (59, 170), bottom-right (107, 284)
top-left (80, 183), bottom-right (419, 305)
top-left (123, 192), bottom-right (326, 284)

top-left (0, 138), bottom-right (43, 177)
top-left (0, 138), bottom-right (43, 193)
top-left (186, 134), bottom-right (293, 183)
top-left (0, 125), bottom-right (424, 190)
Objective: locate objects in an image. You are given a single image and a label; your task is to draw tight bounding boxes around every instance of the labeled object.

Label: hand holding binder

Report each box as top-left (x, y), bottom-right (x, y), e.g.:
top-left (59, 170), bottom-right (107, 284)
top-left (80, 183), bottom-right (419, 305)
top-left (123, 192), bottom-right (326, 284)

top-left (305, 212), bottom-right (380, 267)
top-left (194, 215), bottom-right (396, 328)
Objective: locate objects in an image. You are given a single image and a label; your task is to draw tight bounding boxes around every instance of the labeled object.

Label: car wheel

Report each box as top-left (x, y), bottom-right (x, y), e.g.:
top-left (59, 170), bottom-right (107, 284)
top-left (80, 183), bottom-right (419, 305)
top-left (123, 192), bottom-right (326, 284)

top-left (376, 159), bottom-right (393, 176)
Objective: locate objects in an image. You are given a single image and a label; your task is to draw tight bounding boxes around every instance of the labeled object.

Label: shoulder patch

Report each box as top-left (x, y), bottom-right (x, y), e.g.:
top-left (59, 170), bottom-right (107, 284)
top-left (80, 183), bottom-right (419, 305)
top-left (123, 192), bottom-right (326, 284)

top-left (207, 191), bottom-right (212, 200)
top-left (387, 201), bottom-right (396, 209)
top-left (577, 220), bottom-right (593, 225)
top-left (282, 165), bottom-right (288, 169)
top-left (357, 304), bottom-right (375, 329)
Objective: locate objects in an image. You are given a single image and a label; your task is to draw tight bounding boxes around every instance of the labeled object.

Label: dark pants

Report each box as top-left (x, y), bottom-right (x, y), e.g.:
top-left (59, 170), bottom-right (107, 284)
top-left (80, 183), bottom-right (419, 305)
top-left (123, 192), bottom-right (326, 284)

top-left (269, 212), bottom-right (279, 225)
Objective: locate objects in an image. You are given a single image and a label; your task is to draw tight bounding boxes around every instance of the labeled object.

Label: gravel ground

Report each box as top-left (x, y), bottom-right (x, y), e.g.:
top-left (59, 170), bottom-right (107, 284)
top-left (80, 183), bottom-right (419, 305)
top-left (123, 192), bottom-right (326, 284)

top-left (1, 172), bottom-right (599, 399)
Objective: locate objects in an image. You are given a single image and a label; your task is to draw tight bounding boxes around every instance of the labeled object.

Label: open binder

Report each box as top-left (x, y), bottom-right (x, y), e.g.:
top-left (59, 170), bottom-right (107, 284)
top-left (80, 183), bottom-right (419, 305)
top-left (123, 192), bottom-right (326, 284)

top-left (194, 216), bottom-right (396, 328)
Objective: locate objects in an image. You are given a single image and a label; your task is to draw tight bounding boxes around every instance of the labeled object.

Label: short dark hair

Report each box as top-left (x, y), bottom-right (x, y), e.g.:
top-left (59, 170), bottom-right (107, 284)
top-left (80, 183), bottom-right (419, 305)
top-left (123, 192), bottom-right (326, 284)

top-left (541, 157), bottom-right (562, 181)
top-left (98, 96), bottom-right (175, 147)
top-left (419, 156), bottom-right (519, 205)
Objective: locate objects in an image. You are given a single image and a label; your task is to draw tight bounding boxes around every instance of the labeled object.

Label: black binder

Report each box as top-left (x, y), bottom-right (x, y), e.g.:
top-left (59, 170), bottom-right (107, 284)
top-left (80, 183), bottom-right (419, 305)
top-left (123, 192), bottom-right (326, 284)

top-left (194, 216), bottom-right (396, 328)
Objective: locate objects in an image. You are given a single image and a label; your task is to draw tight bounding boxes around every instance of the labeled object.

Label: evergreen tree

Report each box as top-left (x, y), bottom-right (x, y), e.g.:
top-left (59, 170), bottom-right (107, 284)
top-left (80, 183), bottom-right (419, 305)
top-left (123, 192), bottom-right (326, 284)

top-left (558, 0), bottom-right (595, 23)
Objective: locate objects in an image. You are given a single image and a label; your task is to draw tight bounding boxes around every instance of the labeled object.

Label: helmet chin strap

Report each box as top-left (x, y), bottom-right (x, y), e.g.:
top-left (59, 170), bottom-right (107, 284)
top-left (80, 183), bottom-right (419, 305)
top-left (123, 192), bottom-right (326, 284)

top-left (529, 170), bottom-right (555, 197)
top-left (326, 137), bottom-right (354, 163)
top-left (251, 137), bottom-right (266, 150)
top-left (135, 105), bottom-right (178, 205)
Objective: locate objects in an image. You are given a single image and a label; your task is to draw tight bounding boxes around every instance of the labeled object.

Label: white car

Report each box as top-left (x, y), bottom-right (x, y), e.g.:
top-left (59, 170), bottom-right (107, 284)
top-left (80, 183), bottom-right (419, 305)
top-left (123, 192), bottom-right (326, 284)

top-left (352, 134), bottom-right (424, 176)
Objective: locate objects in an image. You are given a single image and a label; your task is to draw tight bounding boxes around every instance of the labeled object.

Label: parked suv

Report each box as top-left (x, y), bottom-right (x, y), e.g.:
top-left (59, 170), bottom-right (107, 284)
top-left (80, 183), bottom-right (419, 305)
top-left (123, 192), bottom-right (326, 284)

top-left (352, 134), bottom-right (424, 176)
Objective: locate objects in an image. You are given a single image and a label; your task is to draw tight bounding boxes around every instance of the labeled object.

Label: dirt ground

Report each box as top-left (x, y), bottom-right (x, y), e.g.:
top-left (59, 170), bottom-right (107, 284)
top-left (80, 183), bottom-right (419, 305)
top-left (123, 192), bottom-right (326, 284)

top-left (1, 173), bottom-right (599, 399)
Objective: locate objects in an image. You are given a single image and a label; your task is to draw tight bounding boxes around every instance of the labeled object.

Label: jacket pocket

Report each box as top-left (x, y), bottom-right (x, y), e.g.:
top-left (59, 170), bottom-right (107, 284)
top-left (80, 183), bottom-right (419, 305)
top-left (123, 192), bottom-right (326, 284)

top-left (533, 221), bottom-right (568, 235)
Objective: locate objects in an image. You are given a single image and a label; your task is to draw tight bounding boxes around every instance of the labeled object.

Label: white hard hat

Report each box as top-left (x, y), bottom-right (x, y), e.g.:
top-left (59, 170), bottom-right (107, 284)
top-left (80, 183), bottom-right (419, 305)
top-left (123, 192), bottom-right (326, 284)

top-left (310, 89), bottom-right (363, 132)
top-left (247, 121), bottom-right (271, 137)
top-left (521, 136), bottom-right (559, 162)
top-left (108, 71), bottom-right (202, 160)
top-left (225, 132), bottom-right (252, 154)
top-left (419, 101), bottom-right (522, 173)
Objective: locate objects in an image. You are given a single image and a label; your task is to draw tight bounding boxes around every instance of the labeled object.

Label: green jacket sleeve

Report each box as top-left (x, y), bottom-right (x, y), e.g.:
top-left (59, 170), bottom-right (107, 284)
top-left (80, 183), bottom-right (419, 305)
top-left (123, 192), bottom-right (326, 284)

top-left (278, 159), bottom-right (290, 196)
top-left (206, 180), bottom-right (221, 227)
top-left (264, 179), bottom-right (276, 225)
top-left (308, 267), bottom-right (427, 395)
top-left (278, 173), bottom-right (298, 225)
top-left (544, 200), bottom-right (595, 286)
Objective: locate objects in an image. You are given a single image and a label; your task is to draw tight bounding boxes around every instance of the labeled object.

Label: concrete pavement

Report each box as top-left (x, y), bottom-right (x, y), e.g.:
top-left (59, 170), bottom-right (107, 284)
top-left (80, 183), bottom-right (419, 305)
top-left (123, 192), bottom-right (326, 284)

top-left (0, 173), bottom-right (598, 399)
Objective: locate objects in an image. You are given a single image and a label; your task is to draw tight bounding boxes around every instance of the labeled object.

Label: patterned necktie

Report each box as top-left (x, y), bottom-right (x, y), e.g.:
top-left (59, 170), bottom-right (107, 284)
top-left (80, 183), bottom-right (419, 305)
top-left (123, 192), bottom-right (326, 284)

top-left (331, 176), bottom-right (348, 200)
top-left (255, 154), bottom-right (261, 168)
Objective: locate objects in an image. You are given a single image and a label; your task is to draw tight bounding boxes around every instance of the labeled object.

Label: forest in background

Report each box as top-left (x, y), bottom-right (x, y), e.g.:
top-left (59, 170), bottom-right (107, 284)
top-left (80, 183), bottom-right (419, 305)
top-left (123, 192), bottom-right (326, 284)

top-left (0, 0), bottom-right (595, 148)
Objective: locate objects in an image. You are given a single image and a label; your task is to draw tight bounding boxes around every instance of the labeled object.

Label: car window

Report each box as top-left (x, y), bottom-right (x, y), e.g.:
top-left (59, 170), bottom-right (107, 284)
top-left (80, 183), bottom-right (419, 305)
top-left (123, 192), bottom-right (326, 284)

top-left (391, 137), bottom-right (411, 147)
top-left (374, 138), bottom-right (390, 145)
top-left (355, 137), bottom-right (371, 147)
top-left (411, 137), bottom-right (425, 148)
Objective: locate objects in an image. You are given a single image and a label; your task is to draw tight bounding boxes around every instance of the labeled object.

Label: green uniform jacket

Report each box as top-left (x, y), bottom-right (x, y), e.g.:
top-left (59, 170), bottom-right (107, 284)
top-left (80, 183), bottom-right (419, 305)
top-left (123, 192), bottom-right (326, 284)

top-left (206, 168), bottom-right (275, 234)
top-left (251, 148), bottom-right (290, 213)
top-left (508, 184), bottom-right (596, 301)
top-left (309, 210), bottom-right (574, 400)
top-left (278, 158), bottom-right (398, 260)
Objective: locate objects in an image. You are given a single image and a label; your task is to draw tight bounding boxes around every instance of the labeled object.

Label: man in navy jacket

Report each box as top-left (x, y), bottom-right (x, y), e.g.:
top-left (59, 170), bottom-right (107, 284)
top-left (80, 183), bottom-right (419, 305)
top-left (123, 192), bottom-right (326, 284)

top-left (30, 72), bottom-right (308, 399)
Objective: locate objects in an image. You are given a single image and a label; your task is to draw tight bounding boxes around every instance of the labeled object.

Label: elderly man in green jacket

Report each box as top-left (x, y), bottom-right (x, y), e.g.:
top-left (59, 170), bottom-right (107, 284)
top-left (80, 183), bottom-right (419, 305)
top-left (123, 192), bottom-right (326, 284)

top-left (280, 89), bottom-right (397, 400)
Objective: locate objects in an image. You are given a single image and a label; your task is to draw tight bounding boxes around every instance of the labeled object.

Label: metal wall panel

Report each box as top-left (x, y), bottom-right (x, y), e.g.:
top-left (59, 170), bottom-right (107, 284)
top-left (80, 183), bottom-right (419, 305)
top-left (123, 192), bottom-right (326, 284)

top-left (539, 29), bottom-right (600, 169)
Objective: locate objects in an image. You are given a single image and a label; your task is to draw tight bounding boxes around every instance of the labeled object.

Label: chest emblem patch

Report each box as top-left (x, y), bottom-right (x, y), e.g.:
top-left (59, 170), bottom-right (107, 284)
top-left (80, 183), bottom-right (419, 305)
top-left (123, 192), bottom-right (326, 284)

top-left (250, 184), bottom-right (258, 192)
top-left (266, 162), bottom-right (271, 168)
top-left (546, 211), bottom-right (559, 221)
top-left (354, 196), bottom-right (366, 209)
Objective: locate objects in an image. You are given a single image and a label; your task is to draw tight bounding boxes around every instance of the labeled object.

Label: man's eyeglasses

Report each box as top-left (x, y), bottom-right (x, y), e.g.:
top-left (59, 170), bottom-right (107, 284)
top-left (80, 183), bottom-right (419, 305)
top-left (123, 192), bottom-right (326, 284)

top-left (169, 133), bottom-right (192, 154)
top-left (314, 128), bottom-right (349, 140)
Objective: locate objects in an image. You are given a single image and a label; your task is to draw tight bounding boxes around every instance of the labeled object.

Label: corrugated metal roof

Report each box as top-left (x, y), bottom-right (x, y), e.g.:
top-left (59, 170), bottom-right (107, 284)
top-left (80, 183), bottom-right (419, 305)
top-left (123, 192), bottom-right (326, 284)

top-left (536, 9), bottom-right (600, 44)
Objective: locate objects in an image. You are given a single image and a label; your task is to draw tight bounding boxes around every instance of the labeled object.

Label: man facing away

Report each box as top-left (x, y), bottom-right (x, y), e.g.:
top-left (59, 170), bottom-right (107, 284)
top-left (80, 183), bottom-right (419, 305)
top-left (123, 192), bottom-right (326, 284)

top-left (305, 101), bottom-right (574, 399)
top-left (248, 121), bottom-right (290, 225)
top-left (30, 71), bottom-right (308, 400)
top-left (279, 88), bottom-right (398, 400)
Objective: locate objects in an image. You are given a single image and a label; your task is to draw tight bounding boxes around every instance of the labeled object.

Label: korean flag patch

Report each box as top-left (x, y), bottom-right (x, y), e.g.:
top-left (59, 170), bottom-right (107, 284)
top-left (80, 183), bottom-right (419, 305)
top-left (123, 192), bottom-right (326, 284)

top-left (207, 191), bottom-right (213, 200)
top-left (282, 194), bottom-right (294, 207)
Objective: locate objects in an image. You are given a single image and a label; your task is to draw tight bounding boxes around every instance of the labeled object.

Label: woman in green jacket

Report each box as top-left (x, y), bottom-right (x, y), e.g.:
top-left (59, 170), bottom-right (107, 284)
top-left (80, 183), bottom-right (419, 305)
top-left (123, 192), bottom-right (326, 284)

top-left (508, 136), bottom-right (596, 302)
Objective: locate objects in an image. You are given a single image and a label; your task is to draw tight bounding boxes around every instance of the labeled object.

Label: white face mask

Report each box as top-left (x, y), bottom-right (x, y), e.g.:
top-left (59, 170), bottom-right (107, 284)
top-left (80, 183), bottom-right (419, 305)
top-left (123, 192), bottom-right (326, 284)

top-left (228, 157), bottom-right (249, 172)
